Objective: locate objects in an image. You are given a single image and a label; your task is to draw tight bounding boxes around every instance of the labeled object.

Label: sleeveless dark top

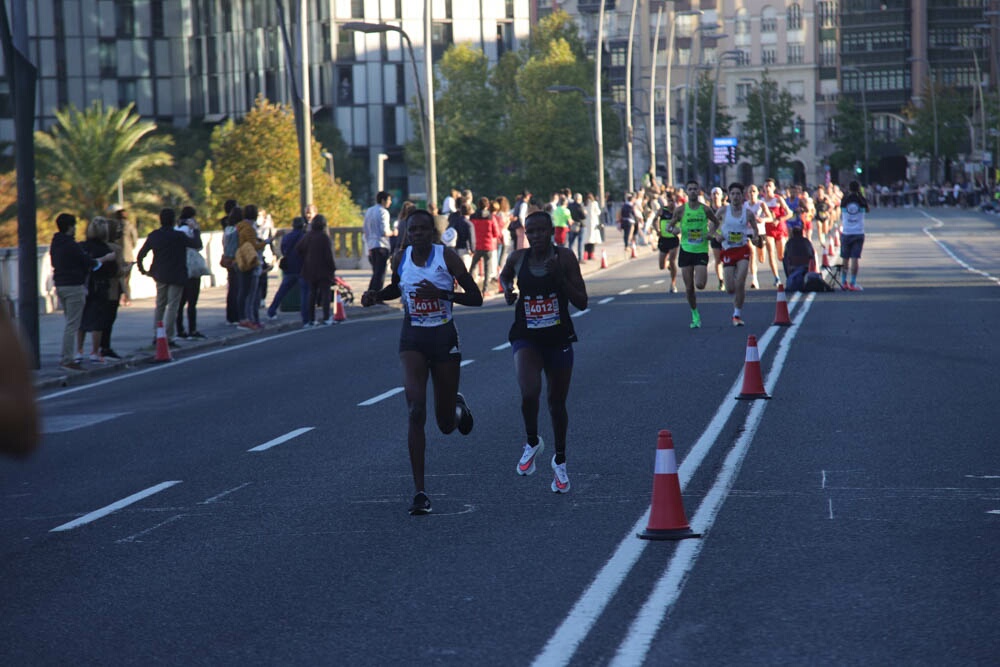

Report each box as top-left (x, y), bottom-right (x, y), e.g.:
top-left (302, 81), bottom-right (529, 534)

top-left (508, 246), bottom-right (577, 346)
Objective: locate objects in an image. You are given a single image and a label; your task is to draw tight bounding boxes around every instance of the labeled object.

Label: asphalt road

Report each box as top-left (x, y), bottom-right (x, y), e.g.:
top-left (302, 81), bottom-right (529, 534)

top-left (2, 206), bottom-right (998, 666)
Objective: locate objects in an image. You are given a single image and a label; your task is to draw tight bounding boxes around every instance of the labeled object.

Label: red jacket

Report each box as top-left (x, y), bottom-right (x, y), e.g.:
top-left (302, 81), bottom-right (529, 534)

top-left (470, 211), bottom-right (500, 251)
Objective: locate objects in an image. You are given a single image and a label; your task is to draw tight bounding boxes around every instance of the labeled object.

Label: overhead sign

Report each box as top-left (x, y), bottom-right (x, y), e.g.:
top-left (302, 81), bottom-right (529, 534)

top-left (713, 137), bottom-right (738, 165)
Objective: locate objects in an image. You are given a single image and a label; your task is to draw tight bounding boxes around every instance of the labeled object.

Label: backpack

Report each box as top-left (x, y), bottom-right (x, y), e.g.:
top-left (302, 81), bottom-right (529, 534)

top-left (803, 272), bottom-right (834, 292)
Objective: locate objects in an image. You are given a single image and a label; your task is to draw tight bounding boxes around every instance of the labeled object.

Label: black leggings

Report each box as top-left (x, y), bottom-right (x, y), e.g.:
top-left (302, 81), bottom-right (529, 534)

top-left (176, 277), bottom-right (201, 334)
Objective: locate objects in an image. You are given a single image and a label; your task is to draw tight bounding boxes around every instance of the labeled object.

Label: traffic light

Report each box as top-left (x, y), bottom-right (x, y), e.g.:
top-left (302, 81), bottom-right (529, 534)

top-left (793, 118), bottom-right (802, 135)
top-left (854, 162), bottom-right (863, 175)
top-left (726, 146), bottom-right (737, 165)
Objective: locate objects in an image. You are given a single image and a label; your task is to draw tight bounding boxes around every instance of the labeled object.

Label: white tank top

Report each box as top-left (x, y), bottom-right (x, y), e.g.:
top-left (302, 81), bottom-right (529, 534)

top-left (719, 204), bottom-right (751, 250)
top-left (399, 244), bottom-right (454, 327)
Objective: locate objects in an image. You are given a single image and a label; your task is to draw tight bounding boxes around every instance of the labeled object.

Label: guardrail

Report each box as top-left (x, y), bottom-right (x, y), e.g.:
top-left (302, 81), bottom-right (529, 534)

top-left (0, 226), bottom-right (365, 316)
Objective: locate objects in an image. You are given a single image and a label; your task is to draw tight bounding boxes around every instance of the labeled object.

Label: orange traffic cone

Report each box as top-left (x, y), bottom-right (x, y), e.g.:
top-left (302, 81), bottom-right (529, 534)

top-left (600, 249), bottom-right (609, 269)
top-left (772, 283), bottom-right (791, 326)
top-left (821, 244), bottom-right (831, 268)
top-left (736, 335), bottom-right (770, 400)
top-left (154, 321), bottom-right (172, 362)
top-left (638, 430), bottom-right (701, 541)
top-left (833, 229), bottom-right (840, 248)
top-left (630, 242), bottom-right (637, 259)
top-left (333, 291), bottom-right (346, 322)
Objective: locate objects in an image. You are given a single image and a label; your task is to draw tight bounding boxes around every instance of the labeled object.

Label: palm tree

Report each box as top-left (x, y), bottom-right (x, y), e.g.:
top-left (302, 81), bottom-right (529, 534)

top-left (34, 101), bottom-right (178, 222)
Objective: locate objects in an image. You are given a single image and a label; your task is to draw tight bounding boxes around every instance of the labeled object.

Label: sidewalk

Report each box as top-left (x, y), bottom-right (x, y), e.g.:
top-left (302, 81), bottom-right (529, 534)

top-left (31, 228), bottom-right (630, 390)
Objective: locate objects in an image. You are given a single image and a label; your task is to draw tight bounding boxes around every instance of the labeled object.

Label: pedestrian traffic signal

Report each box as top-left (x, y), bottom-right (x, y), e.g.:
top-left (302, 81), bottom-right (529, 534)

top-left (854, 162), bottom-right (863, 175)
top-left (793, 119), bottom-right (802, 135)
top-left (726, 146), bottom-right (737, 165)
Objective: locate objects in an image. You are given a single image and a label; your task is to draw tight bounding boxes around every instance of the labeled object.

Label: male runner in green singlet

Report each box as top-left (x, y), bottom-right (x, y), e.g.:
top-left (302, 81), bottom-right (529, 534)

top-left (669, 180), bottom-right (720, 328)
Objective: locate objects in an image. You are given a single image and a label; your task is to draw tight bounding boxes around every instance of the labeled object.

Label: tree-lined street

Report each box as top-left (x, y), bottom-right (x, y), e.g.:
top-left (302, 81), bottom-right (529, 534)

top-left (2, 207), bottom-right (998, 665)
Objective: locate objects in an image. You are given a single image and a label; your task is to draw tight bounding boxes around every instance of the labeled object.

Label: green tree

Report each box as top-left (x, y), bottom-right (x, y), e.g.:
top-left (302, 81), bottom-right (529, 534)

top-left (900, 79), bottom-right (983, 181)
top-left (210, 96), bottom-right (360, 227)
top-left (740, 72), bottom-right (809, 177)
top-left (526, 9), bottom-right (588, 61)
top-left (689, 71), bottom-right (736, 185)
top-left (33, 101), bottom-right (178, 230)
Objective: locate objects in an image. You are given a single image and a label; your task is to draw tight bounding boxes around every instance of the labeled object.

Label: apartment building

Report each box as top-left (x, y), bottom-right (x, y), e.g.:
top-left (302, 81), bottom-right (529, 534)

top-left (0, 0), bottom-right (532, 203)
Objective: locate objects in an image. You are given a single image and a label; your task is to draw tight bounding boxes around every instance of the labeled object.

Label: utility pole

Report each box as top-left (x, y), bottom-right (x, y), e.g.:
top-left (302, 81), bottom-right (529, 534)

top-left (594, 0), bottom-right (606, 204)
top-left (0, 0), bottom-right (39, 367)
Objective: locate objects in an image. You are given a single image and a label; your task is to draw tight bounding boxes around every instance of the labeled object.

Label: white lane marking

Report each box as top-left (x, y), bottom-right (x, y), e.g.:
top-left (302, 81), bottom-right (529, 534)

top-left (919, 211), bottom-right (1000, 286)
top-left (461, 359), bottom-right (475, 367)
top-left (821, 470), bottom-right (827, 489)
top-left (571, 309), bottom-right (591, 318)
top-left (619, 288), bottom-right (634, 295)
top-left (200, 482), bottom-right (252, 504)
top-left (533, 294), bottom-right (813, 666)
top-left (492, 342), bottom-right (512, 351)
top-left (654, 279), bottom-right (665, 285)
top-left (41, 413), bottom-right (130, 434)
top-left (598, 297), bottom-right (614, 305)
top-left (248, 427), bottom-right (315, 452)
top-left (50, 481), bottom-right (182, 532)
top-left (828, 499), bottom-right (835, 520)
top-left (116, 514), bottom-right (185, 544)
top-left (965, 475), bottom-right (1000, 479)
top-left (988, 510), bottom-right (1000, 515)
top-left (609, 294), bottom-right (815, 666)
top-left (358, 387), bottom-right (404, 406)
top-left (639, 284), bottom-right (649, 289)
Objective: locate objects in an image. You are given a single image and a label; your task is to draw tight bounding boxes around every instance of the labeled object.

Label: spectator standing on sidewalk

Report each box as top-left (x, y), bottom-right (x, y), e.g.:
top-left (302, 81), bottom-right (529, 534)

top-left (468, 197), bottom-right (501, 294)
top-left (77, 217), bottom-right (119, 363)
top-left (219, 200), bottom-right (240, 325)
top-left (98, 213), bottom-right (127, 359)
top-left (112, 205), bottom-right (137, 306)
top-left (266, 217), bottom-right (308, 323)
top-left (234, 204), bottom-right (269, 329)
top-left (364, 191), bottom-right (393, 293)
top-left (296, 215), bottom-right (337, 326)
top-left (50, 213), bottom-right (110, 371)
top-left (136, 208), bottom-right (202, 346)
top-left (175, 207), bottom-right (207, 339)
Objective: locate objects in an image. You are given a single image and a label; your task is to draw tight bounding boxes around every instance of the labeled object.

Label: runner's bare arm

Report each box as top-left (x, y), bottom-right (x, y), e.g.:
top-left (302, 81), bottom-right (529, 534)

top-left (499, 249), bottom-right (524, 305)
top-left (361, 254), bottom-right (402, 306)
top-left (550, 248), bottom-right (588, 311)
top-left (443, 247), bottom-right (484, 307)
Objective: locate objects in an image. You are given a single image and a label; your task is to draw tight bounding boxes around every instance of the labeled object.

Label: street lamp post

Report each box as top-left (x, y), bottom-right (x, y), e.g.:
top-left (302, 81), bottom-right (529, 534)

top-left (624, 0), bottom-right (638, 191)
top-left (548, 85), bottom-right (603, 200)
top-left (648, 4), bottom-right (662, 186)
top-left (594, 0), bottom-right (607, 204)
top-left (342, 20), bottom-right (436, 206)
top-left (951, 43), bottom-right (987, 180)
top-left (706, 50), bottom-right (742, 187)
top-left (842, 67), bottom-right (869, 185)
top-left (690, 29), bottom-right (727, 184)
top-left (907, 56), bottom-right (939, 183)
top-left (322, 150), bottom-right (335, 183)
top-left (740, 77), bottom-right (769, 179)
top-left (664, 7), bottom-right (703, 188)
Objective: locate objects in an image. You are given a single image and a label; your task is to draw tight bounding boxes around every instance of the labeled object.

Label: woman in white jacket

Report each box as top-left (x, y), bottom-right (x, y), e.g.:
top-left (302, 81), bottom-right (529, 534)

top-left (582, 192), bottom-right (603, 261)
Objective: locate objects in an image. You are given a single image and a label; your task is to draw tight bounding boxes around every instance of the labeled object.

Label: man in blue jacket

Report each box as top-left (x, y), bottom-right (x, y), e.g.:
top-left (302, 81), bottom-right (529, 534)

top-left (50, 213), bottom-right (113, 370)
top-left (265, 216), bottom-right (309, 323)
top-left (136, 208), bottom-right (202, 346)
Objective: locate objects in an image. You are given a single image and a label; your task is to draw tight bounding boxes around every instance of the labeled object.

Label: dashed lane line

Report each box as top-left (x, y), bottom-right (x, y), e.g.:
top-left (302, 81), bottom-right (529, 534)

top-left (571, 309), bottom-right (591, 318)
top-left (598, 297), bottom-right (614, 305)
top-left (247, 427), bottom-right (316, 452)
top-left (358, 387), bottom-right (404, 406)
top-left (50, 481), bottom-right (182, 532)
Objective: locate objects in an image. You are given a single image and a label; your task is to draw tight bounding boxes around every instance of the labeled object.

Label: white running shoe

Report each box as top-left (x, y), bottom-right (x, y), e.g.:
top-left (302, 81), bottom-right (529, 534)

top-left (516, 437), bottom-right (545, 476)
top-left (551, 456), bottom-right (570, 493)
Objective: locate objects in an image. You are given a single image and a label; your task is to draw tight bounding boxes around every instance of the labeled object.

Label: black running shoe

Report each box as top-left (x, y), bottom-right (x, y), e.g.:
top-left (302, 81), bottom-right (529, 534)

top-left (102, 349), bottom-right (122, 359)
top-left (455, 392), bottom-right (474, 435)
top-left (408, 492), bottom-right (431, 516)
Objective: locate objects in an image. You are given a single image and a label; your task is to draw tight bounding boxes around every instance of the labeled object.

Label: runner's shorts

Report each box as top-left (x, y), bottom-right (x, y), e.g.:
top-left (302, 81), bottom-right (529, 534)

top-left (511, 338), bottom-right (574, 370)
top-left (678, 249), bottom-right (709, 268)
top-left (399, 320), bottom-right (462, 365)
top-left (657, 236), bottom-right (679, 253)
top-left (721, 245), bottom-right (751, 266)
top-left (840, 233), bottom-right (865, 260)
top-left (764, 221), bottom-right (788, 240)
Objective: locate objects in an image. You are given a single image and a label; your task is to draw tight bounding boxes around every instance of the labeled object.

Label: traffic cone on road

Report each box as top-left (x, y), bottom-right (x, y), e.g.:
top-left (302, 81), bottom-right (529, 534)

top-left (736, 335), bottom-right (770, 400)
top-left (600, 249), bottom-right (609, 269)
top-left (630, 242), bottom-right (637, 259)
top-left (153, 321), bottom-right (172, 362)
top-left (833, 229), bottom-right (840, 248)
top-left (638, 430), bottom-right (701, 541)
top-left (333, 291), bottom-right (346, 322)
top-left (772, 284), bottom-right (791, 326)
top-left (821, 244), bottom-right (831, 268)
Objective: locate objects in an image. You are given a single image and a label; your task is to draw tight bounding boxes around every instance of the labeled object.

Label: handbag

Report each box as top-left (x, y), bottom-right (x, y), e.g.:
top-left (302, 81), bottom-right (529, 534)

top-left (186, 248), bottom-right (210, 277)
top-left (235, 242), bottom-right (259, 272)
